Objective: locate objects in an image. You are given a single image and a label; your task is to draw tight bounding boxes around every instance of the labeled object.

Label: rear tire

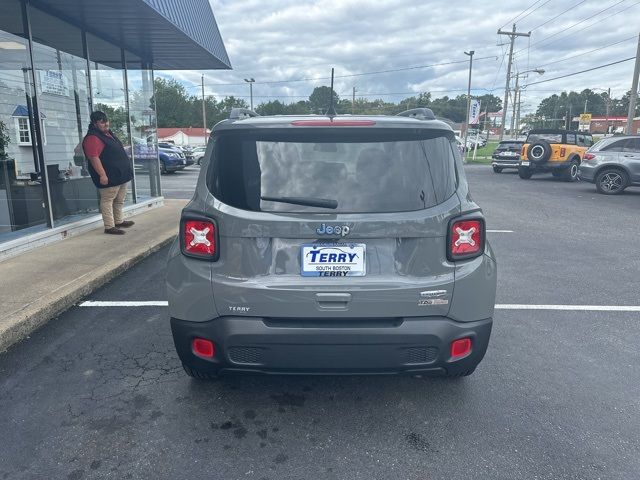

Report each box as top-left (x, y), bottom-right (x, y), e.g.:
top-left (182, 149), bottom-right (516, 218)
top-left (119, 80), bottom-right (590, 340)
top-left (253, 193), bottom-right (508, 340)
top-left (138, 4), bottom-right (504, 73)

top-left (518, 166), bottom-right (533, 179)
top-left (493, 166), bottom-right (503, 173)
top-left (595, 168), bottom-right (628, 195)
top-left (563, 159), bottom-right (579, 182)
top-left (182, 364), bottom-right (219, 381)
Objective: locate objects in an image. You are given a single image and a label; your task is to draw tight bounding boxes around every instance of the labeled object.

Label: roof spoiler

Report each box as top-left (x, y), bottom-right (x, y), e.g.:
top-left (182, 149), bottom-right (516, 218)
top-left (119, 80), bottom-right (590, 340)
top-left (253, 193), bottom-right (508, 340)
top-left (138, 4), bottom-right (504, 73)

top-left (396, 108), bottom-right (436, 120)
top-left (229, 108), bottom-right (260, 120)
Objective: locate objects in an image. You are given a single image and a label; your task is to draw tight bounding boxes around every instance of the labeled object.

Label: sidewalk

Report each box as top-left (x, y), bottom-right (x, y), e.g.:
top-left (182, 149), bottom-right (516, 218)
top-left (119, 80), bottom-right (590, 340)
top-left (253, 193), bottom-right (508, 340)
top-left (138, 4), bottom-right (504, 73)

top-left (0, 199), bottom-right (188, 353)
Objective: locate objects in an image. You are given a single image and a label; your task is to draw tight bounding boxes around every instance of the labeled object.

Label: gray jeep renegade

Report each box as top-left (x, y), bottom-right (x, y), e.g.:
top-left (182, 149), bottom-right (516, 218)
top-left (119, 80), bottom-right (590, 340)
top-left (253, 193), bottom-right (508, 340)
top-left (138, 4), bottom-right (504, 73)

top-left (167, 108), bottom-right (497, 379)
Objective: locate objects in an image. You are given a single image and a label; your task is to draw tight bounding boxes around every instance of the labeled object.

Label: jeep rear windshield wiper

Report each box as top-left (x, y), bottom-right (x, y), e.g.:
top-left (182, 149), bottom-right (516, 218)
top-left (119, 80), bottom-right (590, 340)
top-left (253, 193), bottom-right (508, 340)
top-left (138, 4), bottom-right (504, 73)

top-left (260, 196), bottom-right (338, 209)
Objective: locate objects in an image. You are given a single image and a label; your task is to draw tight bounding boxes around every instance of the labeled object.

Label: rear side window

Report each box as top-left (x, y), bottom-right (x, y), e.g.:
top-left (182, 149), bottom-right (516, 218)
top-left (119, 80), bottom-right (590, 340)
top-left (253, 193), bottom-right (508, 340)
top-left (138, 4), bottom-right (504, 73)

top-left (208, 129), bottom-right (458, 213)
top-left (602, 139), bottom-right (628, 152)
top-left (624, 138), bottom-right (640, 152)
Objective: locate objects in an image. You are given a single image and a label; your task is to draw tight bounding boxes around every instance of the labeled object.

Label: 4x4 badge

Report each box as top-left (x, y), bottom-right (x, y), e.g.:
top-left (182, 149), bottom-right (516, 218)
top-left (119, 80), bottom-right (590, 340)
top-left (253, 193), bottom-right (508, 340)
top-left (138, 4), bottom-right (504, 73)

top-left (316, 223), bottom-right (350, 237)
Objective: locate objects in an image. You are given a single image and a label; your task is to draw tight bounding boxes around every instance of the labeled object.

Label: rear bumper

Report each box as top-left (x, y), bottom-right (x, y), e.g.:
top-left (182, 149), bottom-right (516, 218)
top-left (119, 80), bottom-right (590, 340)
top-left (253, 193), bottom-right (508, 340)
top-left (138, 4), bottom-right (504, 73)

top-left (520, 160), bottom-right (572, 170)
top-left (171, 315), bottom-right (492, 376)
top-left (492, 156), bottom-right (520, 167)
top-left (578, 163), bottom-right (597, 182)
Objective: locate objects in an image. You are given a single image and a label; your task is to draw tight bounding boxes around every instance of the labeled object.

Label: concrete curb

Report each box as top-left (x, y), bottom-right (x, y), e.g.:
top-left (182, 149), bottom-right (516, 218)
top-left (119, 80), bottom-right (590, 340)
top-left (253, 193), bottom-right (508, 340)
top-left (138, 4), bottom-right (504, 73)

top-left (0, 234), bottom-right (176, 353)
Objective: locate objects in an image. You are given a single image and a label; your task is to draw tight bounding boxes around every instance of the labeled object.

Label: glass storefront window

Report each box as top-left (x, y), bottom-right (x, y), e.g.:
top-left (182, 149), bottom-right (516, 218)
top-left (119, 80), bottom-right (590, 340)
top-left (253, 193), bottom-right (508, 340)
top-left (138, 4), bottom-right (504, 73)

top-left (0, 2), bottom-right (48, 239)
top-left (126, 55), bottom-right (160, 200)
top-left (29, 7), bottom-right (98, 224)
top-left (87, 33), bottom-right (133, 207)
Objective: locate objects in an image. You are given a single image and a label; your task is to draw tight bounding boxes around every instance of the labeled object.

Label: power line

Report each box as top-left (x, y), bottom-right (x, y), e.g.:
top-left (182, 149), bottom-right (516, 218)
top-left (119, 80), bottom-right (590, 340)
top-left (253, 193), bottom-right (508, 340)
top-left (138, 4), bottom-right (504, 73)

top-left (532, 0), bottom-right (640, 52)
top-left (186, 56), bottom-right (498, 89)
top-left (516, 0), bottom-right (553, 24)
top-left (536, 35), bottom-right (638, 68)
top-left (499, 0), bottom-right (544, 29)
top-left (523, 56), bottom-right (635, 86)
top-left (516, 0), bottom-right (628, 54)
top-left (528, 0), bottom-right (587, 31)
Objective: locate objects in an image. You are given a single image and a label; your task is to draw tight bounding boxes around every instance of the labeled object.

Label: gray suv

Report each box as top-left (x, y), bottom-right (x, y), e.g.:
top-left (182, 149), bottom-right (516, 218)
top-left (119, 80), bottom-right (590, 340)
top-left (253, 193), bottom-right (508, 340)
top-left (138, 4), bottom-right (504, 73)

top-left (167, 108), bottom-right (497, 379)
top-left (579, 135), bottom-right (640, 194)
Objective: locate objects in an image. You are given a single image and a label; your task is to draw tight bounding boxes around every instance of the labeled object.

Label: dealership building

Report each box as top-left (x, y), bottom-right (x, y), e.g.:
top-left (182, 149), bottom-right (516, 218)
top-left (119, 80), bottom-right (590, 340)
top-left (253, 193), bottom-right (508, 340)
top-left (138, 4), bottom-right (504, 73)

top-left (0, 0), bottom-right (230, 255)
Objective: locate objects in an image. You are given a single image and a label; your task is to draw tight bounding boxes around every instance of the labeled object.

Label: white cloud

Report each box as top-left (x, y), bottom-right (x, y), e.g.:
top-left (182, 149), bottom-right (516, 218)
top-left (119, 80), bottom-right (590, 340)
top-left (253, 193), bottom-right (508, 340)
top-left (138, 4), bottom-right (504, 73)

top-left (158, 0), bottom-right (640, 116)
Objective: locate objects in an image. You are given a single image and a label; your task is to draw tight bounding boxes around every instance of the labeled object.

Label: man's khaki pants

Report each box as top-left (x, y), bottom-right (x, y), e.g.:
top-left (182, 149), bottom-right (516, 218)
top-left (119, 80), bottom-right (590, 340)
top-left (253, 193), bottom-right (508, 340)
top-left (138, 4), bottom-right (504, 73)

top-left (99, 182), bottom-right (128, 229)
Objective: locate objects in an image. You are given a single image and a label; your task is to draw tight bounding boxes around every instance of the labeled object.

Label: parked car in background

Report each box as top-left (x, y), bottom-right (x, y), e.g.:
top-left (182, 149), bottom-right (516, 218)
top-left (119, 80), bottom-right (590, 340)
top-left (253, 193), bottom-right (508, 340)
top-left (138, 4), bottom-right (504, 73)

top-left (192, 146), bottom-right (208, 165)
top-left (519, 129), bottom-right (593, 181)
top-left (158, 142), bottom-right (192, 167)
top-left (159, 147), bottom-right (187, 174)
top-left (491, 140), bottom-right (524, 173)
top-left (579, 135), bottom-right (640, 194)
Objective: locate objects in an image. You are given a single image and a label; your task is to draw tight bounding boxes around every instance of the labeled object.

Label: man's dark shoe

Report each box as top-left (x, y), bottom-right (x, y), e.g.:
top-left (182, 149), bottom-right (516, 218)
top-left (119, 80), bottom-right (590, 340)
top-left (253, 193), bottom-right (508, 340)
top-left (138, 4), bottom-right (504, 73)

top-left (105, 227), bottom-right (125, 235)
top-left (116, 220), bottom-right (135, 228)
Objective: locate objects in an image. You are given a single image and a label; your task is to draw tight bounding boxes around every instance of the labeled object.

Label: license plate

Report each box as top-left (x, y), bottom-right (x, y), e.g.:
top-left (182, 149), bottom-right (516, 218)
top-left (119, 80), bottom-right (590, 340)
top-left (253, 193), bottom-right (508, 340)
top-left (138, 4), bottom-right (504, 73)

top-left (521, 161), bottom-right (530, 166)
top-left (301, 243), bottom-right (366, 277)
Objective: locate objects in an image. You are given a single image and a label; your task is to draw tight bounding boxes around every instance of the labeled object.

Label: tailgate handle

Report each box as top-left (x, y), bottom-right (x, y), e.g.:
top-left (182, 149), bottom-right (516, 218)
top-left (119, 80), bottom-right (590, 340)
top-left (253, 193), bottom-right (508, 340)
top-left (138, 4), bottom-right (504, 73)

top-left (316, 293), bottom-right (351, 309)
top-left (316, 293), bottom-right (351, 303)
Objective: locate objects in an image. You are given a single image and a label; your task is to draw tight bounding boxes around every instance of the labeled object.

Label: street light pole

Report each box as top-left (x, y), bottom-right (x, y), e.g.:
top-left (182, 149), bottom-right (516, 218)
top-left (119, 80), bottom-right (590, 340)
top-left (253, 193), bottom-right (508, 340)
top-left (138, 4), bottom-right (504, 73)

top-left (463, 50), bottom-right (474, 162)
top-left (244, 78), bottom-right (255, 110)
top-left (512, 69), bottom-right (544, 137)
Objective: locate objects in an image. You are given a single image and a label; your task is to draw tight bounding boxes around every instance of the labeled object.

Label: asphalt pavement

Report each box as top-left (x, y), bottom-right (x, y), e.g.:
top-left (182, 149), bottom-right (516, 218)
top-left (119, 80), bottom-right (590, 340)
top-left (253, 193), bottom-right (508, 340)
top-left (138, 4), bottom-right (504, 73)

top-left (1, 165), bottom-right (639, 479)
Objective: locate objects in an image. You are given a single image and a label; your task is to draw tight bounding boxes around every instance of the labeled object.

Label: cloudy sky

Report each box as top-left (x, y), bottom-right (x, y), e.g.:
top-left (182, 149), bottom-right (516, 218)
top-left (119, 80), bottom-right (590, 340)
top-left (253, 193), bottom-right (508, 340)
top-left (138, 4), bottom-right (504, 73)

top-left (158, 0), bottom-right (640, 116)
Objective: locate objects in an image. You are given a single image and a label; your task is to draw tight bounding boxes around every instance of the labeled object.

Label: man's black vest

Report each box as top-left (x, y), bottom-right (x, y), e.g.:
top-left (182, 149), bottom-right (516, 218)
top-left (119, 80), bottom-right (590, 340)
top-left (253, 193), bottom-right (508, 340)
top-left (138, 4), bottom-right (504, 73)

top-left (82, 125), bottom-right (134, 188)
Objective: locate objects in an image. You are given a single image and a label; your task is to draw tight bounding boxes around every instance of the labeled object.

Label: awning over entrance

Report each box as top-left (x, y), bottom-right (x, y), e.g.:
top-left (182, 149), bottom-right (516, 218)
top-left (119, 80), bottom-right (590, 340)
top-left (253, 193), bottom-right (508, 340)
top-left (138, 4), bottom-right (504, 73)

top-left (29, 0), bottom-right (231, 70)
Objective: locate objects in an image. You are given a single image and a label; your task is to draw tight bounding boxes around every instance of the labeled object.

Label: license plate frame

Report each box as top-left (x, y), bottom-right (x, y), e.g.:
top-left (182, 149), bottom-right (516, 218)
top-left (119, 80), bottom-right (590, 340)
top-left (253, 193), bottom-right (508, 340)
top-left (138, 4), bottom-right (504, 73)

top-left (300, 243), bottom-right (366, 277)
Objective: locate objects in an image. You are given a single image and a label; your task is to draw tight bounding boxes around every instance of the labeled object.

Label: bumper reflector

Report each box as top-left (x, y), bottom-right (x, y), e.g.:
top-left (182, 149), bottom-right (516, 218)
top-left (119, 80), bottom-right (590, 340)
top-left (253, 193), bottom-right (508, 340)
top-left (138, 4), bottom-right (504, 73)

top-left (450, 338), bottom-right (472, 359)
top-left (192, 338), bottom-right (216, 359)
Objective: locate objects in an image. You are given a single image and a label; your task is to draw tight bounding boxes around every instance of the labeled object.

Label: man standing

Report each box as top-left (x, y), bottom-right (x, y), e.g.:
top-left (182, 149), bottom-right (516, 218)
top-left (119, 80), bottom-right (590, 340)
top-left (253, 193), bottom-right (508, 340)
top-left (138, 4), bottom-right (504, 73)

top-left (82, 111), bottom-right (135, 235)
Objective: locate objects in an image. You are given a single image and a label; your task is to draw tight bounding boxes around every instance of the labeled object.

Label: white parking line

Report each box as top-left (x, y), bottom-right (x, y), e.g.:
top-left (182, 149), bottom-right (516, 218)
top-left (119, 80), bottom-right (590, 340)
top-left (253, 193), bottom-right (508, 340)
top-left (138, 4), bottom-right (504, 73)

top-left (79, 301), bottom-right (640, 312)
top-left (495, 304), bottom-right (640, 312)
top-left (80, 301), bottom-right (168, 307)
top-left (487, 230), bottom-right (514, 233)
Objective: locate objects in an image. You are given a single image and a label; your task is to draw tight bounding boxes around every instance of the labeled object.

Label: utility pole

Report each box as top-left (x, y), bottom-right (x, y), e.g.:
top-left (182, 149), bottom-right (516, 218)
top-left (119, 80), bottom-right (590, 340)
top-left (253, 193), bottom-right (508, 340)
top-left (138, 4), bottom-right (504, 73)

top-left (584, 98), bottom-right (588, 114)
top-left (352, 86), bottom-right (357, 115)
top-left (626, 33), bottom-right (640, 135)
top-left (244, 77), bottom-right (255, 110)
top-left (463, 50), bottom-right (474, 161)
top-left (201, 74), bottom-right (207, 146)
top-left (497, 24), bottom-right (531, 140)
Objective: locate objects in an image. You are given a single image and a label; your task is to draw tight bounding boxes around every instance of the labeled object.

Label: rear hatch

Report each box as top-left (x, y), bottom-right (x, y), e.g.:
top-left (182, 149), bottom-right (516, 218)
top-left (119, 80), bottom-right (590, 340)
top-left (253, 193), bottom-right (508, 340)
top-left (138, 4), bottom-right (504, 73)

top-left (205, 125), bottom-right (462, 319)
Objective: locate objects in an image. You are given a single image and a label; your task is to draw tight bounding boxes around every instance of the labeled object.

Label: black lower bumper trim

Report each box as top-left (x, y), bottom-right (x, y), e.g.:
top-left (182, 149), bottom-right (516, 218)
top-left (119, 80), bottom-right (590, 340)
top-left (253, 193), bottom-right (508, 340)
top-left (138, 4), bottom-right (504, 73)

top-left (171, 315), bottom-right (492, 376)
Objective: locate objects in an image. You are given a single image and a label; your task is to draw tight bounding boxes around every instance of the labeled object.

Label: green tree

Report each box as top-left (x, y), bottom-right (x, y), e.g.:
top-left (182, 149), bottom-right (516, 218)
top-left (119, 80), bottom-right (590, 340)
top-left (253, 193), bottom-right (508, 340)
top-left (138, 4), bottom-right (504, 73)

top-left (153, 78), bottom-right (194, 127)
top-left (308, 86), bottom-right (339, 114)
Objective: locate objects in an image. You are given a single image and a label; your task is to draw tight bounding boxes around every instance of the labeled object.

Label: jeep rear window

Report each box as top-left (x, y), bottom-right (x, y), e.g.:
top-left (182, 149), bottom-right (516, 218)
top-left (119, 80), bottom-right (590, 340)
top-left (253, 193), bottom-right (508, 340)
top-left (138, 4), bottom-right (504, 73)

top-left (207, 129), bottom-right (457, 213)
top-left (527, 133), bottom-right (562, 143)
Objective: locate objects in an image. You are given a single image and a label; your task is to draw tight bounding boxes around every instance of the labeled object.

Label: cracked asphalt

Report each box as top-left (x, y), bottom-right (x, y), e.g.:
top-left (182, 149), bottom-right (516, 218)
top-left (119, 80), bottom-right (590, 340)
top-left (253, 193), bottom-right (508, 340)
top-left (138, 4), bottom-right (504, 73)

top-left (0, 165), bottom-right (639, 479)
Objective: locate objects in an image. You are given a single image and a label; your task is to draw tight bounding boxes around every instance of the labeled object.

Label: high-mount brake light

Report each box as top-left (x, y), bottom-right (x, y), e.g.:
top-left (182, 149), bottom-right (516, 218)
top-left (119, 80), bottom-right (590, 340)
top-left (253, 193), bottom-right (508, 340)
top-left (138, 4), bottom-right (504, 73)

top-left (290, 120), bottom-right (376, 127)
top-left (448, 218), bottom-right (484, 261)
top-left (182, 218), bottom-right (218, 260)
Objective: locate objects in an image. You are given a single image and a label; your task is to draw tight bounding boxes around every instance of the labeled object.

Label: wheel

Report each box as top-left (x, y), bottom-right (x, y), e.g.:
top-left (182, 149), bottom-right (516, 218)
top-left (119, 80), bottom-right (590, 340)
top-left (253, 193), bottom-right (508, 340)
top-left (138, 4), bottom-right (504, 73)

top-left (563, 159), bottom-right (579, 182)
top-left (160, 161), bottom-right (167, 175)
top-left (518, 166), bottom-right (533, 179)
top-left (182, 364), bottom-right (219, 380)
top-left (492, 166), bottom-right (503, 173)
top-left (595, 168), bottom-right (628, 195)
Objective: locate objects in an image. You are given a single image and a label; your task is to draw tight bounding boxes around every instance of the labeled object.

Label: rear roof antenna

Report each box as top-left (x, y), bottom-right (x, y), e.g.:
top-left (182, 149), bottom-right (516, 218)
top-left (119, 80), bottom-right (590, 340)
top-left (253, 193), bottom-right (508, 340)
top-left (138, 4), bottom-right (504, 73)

top-left (325, 68), bottom-right (337, 118)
